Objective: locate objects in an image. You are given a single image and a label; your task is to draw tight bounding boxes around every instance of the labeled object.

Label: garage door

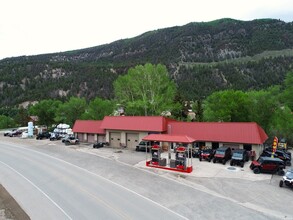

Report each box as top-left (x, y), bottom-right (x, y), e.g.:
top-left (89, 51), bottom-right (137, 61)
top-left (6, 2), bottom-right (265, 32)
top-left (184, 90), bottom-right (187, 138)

top-left (126, 133), bottom-right (139, 150)
top-left (109, 132), bottom-right (121, 148)
top-left (77, 133), bottom-right (84, 142)
top-left (98, 135), bottom-right (105, 143)
top-left (87, 134), bottom-right (95, 143)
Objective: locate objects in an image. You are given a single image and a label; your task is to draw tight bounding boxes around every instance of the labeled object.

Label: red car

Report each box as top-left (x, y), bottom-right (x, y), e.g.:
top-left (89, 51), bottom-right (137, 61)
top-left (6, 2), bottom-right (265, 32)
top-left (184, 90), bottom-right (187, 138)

top-left (213, 147), bottom-right (232, 165)
top-left (199, 149), bottom-right (215, 162)
top-left (250, 156), bottom-right (285, 176)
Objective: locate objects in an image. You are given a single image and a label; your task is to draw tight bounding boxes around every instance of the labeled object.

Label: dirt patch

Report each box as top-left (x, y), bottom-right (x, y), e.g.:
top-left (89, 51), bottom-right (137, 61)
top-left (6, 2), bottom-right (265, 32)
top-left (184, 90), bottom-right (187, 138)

top-left (0, 185), bottom-right (30, 220)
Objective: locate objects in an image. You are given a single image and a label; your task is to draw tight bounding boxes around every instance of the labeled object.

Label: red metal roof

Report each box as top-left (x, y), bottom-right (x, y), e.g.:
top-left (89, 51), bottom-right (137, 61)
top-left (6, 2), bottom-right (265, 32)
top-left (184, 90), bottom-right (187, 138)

top-left (143, 134), bottom-right (196, 143)
top-left (101, 116), bottom-right (174, 132)
top-left (72, 120), bottom-right (105, 134)
top-left (168, 122), bottom-right (268, 144)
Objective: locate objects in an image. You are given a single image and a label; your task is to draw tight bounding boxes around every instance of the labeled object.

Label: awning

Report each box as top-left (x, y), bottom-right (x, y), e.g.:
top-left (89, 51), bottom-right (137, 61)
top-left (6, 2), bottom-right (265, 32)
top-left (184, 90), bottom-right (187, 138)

top-left (143, 134), bottom-right (196, 143)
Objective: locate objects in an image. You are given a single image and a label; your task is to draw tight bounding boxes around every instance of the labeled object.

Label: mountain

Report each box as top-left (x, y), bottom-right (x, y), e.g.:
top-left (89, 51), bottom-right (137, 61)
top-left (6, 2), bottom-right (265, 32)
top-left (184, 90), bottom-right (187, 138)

top-left (1, 18), bottom-right (293, 107)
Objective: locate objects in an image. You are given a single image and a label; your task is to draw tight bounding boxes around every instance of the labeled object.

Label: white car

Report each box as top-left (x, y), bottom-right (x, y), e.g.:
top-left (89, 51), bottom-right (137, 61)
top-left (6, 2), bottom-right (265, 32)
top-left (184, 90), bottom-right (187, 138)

top-left (279, 169), bottom-right (293, 188)
top-left (21, 131), bottom-right (29, 139)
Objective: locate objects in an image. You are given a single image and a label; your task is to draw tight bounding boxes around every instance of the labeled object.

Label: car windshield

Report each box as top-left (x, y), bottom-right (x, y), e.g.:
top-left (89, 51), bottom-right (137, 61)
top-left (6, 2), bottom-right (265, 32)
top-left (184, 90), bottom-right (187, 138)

top-left (257, 157), bottom-right (264, 163)
top-left (285, 171), bottom-right (293, 179)
top-left (216, 149), bottom-right (225, 155)
top-left (232, 152), bottom-right (242, 158)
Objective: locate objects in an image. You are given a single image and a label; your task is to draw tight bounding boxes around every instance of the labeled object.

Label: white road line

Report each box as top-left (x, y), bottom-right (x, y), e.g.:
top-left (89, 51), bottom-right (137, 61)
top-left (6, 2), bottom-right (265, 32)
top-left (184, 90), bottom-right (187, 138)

top-left (0, 160), bottom-right (73, 220)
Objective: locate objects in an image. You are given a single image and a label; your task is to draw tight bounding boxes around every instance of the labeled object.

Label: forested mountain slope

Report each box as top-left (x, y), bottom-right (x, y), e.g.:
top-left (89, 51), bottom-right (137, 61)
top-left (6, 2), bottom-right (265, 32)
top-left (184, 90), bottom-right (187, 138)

top-left (1, 18), bottom-right (293, 106)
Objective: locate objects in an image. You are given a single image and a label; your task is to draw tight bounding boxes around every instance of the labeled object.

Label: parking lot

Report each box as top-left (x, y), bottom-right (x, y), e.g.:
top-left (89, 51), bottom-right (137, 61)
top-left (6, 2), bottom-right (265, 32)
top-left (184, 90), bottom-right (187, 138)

top-left (77, 144), bottom-right (285, 180)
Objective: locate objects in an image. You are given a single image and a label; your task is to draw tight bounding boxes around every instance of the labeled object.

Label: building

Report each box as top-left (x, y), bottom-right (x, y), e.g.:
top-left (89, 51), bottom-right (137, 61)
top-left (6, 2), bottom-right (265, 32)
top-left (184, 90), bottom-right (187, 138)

top-left (72, 120), bottom-right (105, 143)
top-left (100, 116), bottom-right (174, 149)
top-left (167, 121), bottom-right (268, 157)
top-left (72, 116), bottom-right (268, 157)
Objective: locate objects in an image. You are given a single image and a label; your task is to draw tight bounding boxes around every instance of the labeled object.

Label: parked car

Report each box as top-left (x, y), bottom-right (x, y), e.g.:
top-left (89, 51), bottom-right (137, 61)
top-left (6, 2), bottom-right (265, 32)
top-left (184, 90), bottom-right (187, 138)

top-left (93, 142), bottom-right (108, 148)
top-left (199, 148), bottom-right (215, 162)
top-left (49, 133), bottom-right (62, 141)
top-left (213, 147), bottom-right (232, 165)
top-left (36, 132), bottom-right (51, 140)
top-left (250, 156), bottom-right (285, 176)
top-left (4, 129), bottom-right (17, 136)
top-left (187, 147), bottom-right (200, 158)
top-left (264, 146), bottom-right (291, 160)
top-left (278, 138), bottom-right (288, 151)
top-left (279, 169), bottom-right (293, 188)
top-left (261, 149), bottom-right (291, 166)
top-left (64, 136), bottom-right (79, 145)
top-left (21, 131), bottom-right (29, 139)
top-left (61, 134), bottom-right (74, 143)
top-left (230, 149), bottom-right (249, 167)
top-left (6, 129), bottom-right (22, 137)
top-left (136, 141), bottom-right (152, 152)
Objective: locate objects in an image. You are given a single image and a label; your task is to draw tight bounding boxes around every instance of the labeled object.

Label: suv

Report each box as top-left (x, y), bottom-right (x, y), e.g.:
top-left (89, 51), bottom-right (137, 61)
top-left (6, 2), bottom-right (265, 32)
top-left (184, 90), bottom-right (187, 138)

top-left (36, 132), bottom-right (51, 140)
top-left (261, 149), bottom-right (291, 166)
top-left (279, 169), bottom-right (293, 188)
top-left (199, 148), bottom-right (215, 162)
top-left (61, 134), bottom-right (74, 143)
top-left (250, 156), bottom-right (285, 176)
top-left (64, 136), bottom-right (79, 145)
top-left (136, 141), bottom-right (152, 152)
top-left (230, 149), bottom-right (249, 167)
top-left (213, 147), bottom-right (232, 165)
top-left (49, 133), bottom-right (62, 141)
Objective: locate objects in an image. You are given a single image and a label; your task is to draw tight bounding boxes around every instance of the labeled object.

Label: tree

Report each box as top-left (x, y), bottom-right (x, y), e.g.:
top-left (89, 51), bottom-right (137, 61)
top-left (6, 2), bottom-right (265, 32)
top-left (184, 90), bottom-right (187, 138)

top-left (203, 90), bottom-right (251, 122)
top-left (282, 71), bottom-right (293, 111)
top-left (82, 97), bottom-right (115, 120)
top-left (0, 115), bottom-right (16, 129)
top-left (114, 63), bottom-right (177, 116)
top-left (14, 107), bottom-right (30, 126)
top-left (193, 99), bottom-right (204, 122)
top-left (268, 106), bottom-right (293, 144)
top-left (55, 97), bottom-right (87, 126)
top-left (246, 86), bottom-right (281, 131)
top-left (29, 99), bottom-right (62, 126)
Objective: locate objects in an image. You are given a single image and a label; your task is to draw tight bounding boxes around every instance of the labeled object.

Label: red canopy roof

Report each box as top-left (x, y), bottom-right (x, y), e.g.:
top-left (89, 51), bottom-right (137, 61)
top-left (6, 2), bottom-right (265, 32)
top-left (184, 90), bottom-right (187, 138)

top-left (143, 134), bottom-right (196, 143)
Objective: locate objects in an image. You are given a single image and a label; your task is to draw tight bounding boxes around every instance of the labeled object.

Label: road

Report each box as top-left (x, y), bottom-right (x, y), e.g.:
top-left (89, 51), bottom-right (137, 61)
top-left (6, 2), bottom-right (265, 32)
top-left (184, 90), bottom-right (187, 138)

top-left (0, 141), bottom-right (186, 220)
top-left (0, 137), bottom-right (293, 220)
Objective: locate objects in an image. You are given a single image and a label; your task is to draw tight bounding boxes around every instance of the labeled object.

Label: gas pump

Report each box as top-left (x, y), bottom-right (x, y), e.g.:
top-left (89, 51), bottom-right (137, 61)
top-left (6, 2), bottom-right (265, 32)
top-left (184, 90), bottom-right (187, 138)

top-left (175, 146), bottom-right (186, 169)
top-left (151, 144), bottom-right (161, 165)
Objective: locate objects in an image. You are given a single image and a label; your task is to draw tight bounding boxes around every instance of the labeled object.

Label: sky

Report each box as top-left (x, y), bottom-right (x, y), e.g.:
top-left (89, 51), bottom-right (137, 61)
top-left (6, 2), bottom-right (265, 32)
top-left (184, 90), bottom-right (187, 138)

top-left (1, 0), bottom-right (293, 60)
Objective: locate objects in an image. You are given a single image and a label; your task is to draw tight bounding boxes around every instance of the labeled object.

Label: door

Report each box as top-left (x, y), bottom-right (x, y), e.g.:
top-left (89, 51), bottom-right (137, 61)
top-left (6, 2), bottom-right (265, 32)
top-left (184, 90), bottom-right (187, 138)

top-left (109, 132), bottom-right (121, 148)
top-left (126, 133), bottom-right (139, 150)
top-left (77, 133), bottom-right (84, 142)
top-left (87, 134), bottom-right (95, 143)
top-left (98, 135), bottom-right (105, 143)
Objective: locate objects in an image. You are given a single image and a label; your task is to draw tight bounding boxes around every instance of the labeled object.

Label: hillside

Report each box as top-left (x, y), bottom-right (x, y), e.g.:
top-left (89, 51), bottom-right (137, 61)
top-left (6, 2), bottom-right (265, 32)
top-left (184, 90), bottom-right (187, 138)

top-left (1, 18), bottom-right (293, 107)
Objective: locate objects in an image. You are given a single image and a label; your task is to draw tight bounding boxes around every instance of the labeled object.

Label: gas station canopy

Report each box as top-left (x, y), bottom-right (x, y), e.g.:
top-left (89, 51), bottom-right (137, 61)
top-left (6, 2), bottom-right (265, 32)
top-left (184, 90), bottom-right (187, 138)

top-left (143, 134), bottom-right (196, 144)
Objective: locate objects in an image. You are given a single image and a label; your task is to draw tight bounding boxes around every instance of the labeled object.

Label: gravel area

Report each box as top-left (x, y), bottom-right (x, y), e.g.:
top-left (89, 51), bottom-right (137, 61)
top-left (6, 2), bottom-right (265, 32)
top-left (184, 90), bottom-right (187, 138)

top-left (0, 184), bottom-right (30, 220)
